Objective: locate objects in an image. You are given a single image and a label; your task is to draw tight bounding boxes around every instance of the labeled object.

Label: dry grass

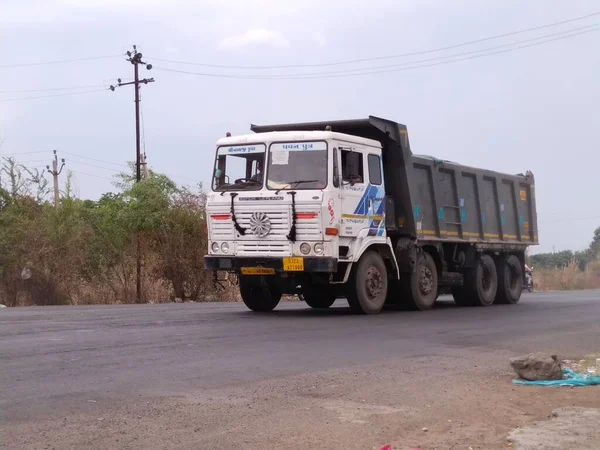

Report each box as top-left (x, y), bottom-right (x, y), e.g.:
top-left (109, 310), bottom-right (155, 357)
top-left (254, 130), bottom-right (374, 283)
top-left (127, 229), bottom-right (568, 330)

top-left (534, 259), bottom-right (600, 291)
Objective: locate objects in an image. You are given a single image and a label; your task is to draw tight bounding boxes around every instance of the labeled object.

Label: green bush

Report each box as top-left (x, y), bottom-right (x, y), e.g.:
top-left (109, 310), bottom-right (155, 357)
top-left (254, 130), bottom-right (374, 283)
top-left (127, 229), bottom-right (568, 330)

top-left (0, 158), bottom-right (232, 306)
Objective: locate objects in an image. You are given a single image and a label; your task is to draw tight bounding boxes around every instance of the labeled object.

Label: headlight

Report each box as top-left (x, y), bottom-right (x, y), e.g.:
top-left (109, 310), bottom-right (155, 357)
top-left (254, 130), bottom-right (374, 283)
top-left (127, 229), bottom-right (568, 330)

top-left (221, 242), bottom-right (230, 253)
top-left (211, 242), bottom-right (220, 253)
top-left (300, 242), bottom-right (311, 255)
top-left (314, 243), bottom-right (324, 255)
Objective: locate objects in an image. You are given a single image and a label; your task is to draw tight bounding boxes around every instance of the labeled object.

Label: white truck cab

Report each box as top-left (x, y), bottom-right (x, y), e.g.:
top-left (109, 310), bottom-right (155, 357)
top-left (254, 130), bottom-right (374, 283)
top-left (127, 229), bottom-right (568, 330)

top-left (205, 130), bottom-right (397, 313)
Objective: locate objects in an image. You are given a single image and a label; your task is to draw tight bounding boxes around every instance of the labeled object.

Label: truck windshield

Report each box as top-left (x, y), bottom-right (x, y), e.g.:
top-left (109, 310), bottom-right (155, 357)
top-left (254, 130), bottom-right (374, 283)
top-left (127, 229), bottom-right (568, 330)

top-left (266, 142), bottom-right (327, 190)
top-left (212, 144), bottom-right (265, 191)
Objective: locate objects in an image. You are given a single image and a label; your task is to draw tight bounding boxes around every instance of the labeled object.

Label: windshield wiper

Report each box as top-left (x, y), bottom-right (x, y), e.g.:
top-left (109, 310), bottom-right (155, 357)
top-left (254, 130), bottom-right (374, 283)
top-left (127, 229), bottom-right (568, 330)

top-left (218, 180), bottom-right (261, 192)
top-left (275, 180), bottom-right (318, 194)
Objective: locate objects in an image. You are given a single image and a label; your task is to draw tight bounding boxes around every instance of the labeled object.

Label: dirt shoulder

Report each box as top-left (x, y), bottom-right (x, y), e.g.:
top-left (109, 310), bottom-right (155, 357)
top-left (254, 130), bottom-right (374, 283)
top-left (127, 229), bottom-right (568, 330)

top-left (3, 350), bottom-right (600, 450)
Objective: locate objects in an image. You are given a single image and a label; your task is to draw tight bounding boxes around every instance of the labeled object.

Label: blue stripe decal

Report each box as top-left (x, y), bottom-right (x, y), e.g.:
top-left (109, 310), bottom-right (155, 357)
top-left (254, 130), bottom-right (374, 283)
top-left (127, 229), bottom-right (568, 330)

top-left (352, 183), bottom-right (387, 236)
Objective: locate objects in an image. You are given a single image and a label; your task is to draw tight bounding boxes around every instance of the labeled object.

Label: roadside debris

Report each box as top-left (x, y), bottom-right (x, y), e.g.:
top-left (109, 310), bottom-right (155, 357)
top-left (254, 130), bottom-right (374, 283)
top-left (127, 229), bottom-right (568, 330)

top-left (510, 353), bottom-right (562, 381)
top-left (513, 368), bottom-right (600, 387)
top-left (512, 353), bottom-right (600, 386)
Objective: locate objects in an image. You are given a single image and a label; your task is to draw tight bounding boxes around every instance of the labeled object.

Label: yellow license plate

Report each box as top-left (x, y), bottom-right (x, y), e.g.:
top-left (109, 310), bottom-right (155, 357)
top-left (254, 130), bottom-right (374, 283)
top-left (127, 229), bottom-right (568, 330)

top-left (240, 267), bottom-right (276, 275)
top-left (283, 257), bottom-right (304, 272)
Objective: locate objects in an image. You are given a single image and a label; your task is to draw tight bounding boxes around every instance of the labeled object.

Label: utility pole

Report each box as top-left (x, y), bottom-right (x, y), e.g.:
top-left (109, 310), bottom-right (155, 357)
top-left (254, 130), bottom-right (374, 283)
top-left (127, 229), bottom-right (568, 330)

top-left (110, 45), bottom-right (154, 303)
top-left (141, 151), bottom-right (150, 178)
top-left (46, 150), bottom-right (65, 207)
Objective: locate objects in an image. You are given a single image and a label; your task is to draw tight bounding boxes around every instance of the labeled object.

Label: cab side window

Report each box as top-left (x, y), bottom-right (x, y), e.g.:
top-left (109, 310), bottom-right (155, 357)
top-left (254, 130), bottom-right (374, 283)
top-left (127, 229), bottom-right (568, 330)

top-left (368, 154), bottom-right (382, 185)
top-left (341, 150), bottom-right (364, 183)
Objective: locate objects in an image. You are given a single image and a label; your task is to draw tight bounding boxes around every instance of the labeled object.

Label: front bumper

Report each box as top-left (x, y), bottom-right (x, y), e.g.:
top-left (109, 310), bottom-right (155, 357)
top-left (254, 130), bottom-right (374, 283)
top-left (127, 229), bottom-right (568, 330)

top-left (204, 256), bottom-right (338, 273)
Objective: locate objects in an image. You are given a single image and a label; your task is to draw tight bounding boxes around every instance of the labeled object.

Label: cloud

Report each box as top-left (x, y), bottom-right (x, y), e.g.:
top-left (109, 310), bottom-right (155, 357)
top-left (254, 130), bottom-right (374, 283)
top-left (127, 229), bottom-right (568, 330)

top-left (218, 29), bottom-right (290, 51)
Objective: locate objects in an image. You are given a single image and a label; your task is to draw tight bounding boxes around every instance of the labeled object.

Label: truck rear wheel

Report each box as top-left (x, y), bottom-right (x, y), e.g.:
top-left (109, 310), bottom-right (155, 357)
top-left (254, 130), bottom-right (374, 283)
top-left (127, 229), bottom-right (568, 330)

top-left (464, 254), bottom-right (497, 307)
top-left (495, 255), bottom-right (523, 304)
top-left (239, 275), bottom-right (282, 312)
top-left (347, 251), bottom-right (388, 315)
top-left (402, 252), bottom-right (438, 311)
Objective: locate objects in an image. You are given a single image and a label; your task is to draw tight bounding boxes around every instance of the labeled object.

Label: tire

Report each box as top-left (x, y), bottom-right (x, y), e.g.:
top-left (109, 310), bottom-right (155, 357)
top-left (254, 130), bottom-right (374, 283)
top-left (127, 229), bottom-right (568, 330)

top-left (402, 252), bottom-right (438, 311)
top-left (346, 251), bottom-right (388, 315)
top-left (239, 275), bottom-right (282, 312)
top-left (495, 255), bottom-right (523, 304)
top-left (464, 254), bottom-right (497, 307)
top-left (302, 287), bottom-right (337, 309)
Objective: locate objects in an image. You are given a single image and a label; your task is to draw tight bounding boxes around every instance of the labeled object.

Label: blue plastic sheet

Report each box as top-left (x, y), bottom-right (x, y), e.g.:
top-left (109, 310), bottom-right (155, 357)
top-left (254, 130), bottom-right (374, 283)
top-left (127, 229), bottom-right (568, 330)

top-left (513, 368), bottom-right (600, 387)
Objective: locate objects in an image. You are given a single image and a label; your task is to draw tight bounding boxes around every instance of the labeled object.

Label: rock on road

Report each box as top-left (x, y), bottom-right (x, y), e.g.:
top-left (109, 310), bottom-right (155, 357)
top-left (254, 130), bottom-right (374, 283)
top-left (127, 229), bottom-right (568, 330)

top-left (1, 291), bottom-right (600, 450)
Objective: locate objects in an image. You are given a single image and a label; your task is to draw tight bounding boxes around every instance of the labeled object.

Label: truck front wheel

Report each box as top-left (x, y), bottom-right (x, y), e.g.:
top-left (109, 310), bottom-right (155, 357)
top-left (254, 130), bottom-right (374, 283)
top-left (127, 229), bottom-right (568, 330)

top-left (347, 251), bottom-right (388, 315)
top-left (239, 275), bottom-right (282, 312)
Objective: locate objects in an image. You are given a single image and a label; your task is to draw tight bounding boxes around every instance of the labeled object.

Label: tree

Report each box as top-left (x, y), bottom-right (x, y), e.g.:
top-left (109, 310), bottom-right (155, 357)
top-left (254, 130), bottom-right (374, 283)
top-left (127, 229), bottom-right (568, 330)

top-left (530, 250), bottom-right (587, 270)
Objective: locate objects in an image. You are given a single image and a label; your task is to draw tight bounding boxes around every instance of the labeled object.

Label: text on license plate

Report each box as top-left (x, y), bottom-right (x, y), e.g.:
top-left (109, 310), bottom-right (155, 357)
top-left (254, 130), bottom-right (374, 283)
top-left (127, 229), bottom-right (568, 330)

top-left (283, 257), bottom-right (304, 271)
top-left (240, 267), bottom-right (275, 275)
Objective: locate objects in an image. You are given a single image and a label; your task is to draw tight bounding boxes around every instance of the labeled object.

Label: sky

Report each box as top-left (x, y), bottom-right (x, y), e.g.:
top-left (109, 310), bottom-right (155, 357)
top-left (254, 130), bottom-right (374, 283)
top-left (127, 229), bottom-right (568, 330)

top-left (1, 0), bottom-right (599, 253)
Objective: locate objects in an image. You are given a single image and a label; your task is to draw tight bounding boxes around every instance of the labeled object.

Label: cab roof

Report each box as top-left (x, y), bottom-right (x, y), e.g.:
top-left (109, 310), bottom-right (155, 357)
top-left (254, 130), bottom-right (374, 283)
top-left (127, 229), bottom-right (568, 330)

top-left (216, 130), bottom-right (381, 149)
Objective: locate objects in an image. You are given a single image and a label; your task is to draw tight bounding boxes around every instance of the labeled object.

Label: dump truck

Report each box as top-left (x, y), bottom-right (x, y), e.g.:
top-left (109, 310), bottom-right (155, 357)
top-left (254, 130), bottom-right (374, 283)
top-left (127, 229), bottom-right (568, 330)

top-left (204, 116), bottom-right (538, 314)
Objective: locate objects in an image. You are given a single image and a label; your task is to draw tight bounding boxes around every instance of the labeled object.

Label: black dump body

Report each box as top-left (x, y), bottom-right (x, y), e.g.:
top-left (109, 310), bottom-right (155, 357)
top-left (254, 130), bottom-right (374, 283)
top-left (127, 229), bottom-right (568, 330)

top-left (251, 116), bottom-right (538, 248)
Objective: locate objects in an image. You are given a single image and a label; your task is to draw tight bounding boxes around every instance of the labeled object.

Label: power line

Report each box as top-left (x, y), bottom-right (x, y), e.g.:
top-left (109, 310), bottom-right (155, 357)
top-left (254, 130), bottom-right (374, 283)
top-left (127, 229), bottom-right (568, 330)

top-left (1, 150), bottom-right (196, 184)
top-left (273, 24), bottom-right (600, 78)
top-left (154, 26), bottom-right (600, 80)
top-left (66, 160), bottom-right (123, 173)
top-left (69, 170), bottom-right (115, 181)
top-left (61, 151), bottom-right (129, 168)
top-left (58, 152), bottom-right (197, 182)
top-left (0, 88), bottom-right (108, 103)
top-left (0, 84), bottom-right (108, 94)
top-left (2, 159), bottom-right (48, 164)
top-left (0, 150), bottom-right (49, 156)
top-left (213, 23), bottom-right (598, 79)
top-left (0, 54), bottom-right (122, 69)
top-left (150, 10), bottom-right (600, 69)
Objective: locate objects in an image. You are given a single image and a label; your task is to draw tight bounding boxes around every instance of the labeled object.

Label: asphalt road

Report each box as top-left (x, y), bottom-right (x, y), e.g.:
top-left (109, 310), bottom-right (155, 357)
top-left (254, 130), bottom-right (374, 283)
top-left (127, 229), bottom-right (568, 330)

top-left (2, 290), bottom-right (599, 424)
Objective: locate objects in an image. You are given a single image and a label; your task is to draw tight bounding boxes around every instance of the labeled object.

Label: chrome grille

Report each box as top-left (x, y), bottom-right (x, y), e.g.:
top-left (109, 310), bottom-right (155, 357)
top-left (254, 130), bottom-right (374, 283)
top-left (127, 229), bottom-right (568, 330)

top-left (236, 242), bottom-right (291, 255)
top-left (237, 211), bottom-right (289, 237)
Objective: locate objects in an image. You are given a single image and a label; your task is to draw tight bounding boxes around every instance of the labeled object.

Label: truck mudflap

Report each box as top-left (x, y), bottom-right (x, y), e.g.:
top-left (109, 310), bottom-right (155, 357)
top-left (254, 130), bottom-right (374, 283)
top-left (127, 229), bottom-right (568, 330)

top-left (204, 256), bottom-right (338, 273)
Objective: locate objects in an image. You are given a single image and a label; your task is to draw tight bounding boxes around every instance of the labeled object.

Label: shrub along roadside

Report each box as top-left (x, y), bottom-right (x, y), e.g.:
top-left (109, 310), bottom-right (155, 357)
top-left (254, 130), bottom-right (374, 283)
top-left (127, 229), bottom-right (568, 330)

top-left (0, 158), bottom-right (235, 306)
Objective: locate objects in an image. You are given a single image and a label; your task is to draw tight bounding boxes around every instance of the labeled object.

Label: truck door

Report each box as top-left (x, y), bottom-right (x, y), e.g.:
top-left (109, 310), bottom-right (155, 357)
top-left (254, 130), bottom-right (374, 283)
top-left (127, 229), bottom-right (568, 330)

top-left (339, 147), bottom-right (385, 238)
top-left (339, 147), bottom-right (367, 237)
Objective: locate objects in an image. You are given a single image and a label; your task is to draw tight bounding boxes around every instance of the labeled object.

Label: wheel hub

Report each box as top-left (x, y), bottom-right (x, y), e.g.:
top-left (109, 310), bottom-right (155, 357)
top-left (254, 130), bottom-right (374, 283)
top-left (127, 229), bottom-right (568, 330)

top-left (419, 266), bottom-right (434, 296)
top-left (365, 267), bottom-right (383, 300)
